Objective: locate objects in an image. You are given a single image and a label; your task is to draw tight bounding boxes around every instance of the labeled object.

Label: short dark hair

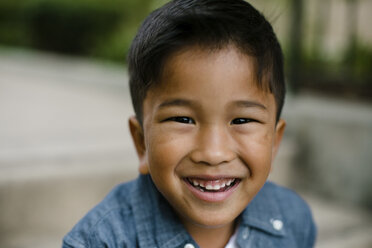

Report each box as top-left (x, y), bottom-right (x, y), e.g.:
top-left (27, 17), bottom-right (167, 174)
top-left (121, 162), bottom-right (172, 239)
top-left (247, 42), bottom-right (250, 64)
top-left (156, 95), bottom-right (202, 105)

top-left (128, 0), bottom-right (285, 124)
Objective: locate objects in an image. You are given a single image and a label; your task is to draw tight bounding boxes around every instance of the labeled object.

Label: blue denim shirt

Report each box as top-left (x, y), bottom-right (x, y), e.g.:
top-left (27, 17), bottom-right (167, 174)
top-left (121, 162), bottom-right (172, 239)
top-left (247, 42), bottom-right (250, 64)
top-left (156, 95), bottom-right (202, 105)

top-left (63, 174), bottom-right (316, 248)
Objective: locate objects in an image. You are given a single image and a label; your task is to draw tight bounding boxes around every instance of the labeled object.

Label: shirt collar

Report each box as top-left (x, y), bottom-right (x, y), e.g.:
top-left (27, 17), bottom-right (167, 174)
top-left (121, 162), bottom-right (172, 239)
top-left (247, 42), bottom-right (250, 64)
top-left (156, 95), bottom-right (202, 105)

top-left (240, 182), bottom-right (286, 237)
top-left (131, 174), bottom-right (196, 248)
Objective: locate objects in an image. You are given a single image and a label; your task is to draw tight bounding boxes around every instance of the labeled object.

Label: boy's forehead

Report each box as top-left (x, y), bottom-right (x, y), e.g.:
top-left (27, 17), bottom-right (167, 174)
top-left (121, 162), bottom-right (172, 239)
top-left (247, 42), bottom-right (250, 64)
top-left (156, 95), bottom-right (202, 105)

top-left (163, 45), bottom-right (255, 72)
top-left (156, 45), bottom-right (270, 96)
top-left (144, 45), bottom-right (277, 115)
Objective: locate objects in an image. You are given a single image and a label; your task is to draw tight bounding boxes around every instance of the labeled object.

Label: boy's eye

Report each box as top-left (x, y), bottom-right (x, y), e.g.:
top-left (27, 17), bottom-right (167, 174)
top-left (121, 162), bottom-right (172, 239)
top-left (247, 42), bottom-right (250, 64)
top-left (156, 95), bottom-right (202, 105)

top-left (231, 118), bottom-right (254, 125)
top-left (165, 116), bottom-right (195, 124)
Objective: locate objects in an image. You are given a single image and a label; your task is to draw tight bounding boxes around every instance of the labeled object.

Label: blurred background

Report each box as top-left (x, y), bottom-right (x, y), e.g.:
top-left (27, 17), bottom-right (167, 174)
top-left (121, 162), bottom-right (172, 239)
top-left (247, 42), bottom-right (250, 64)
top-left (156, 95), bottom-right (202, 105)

top-left (0, 0), bottom-right (371, 247)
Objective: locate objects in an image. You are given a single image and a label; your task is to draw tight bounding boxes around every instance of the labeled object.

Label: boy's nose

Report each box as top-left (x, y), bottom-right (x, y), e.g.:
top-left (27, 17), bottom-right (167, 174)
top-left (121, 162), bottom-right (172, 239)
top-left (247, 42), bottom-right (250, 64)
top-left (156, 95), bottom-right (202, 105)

top-left (189, 126), bottom-right (236, 166)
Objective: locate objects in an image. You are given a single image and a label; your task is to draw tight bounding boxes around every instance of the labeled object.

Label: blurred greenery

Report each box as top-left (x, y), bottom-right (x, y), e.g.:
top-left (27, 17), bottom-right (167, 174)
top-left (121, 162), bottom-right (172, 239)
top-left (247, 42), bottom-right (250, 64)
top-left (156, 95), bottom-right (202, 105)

top-left (289, 40), bottom-right (372, 99)
top-left (302, 41), bottom-right (372, 77)
top-left (285, 0), bottom-right (372, 99)
top-left (0, 0), bottom-right (156, 62)
top-left (0, 0), bottom-right (371, 98)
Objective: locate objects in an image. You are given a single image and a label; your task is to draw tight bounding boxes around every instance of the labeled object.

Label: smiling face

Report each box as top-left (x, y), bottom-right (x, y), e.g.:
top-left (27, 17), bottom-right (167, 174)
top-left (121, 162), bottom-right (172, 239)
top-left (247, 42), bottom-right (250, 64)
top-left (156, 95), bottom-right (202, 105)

top-left (129, 46), bottom-right (285, 237)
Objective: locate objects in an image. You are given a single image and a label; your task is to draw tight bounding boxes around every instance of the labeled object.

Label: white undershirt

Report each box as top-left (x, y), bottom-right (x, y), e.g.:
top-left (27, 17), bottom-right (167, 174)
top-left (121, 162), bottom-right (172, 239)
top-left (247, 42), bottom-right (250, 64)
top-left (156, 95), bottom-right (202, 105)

top-left (224, 229), bottom-right (238, 248)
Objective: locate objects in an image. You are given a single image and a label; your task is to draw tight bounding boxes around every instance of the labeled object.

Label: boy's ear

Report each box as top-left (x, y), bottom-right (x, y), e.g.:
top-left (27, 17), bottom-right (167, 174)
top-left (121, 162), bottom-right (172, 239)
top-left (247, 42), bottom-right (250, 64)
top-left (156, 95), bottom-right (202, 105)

top-left (272, 119), bottom-right (286, 159)
top-left (129, 116), bottom-right (149, 175)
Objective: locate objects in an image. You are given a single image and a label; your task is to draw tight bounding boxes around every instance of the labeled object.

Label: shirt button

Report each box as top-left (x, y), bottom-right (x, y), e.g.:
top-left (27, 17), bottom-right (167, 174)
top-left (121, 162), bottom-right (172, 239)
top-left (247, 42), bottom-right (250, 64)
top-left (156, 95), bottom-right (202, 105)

top-left (242, 227), bottom-right (249, 239)
top-left (184, 243), bottom-right (195, 248)
top-left (271, 219), bottom-right (283, 231)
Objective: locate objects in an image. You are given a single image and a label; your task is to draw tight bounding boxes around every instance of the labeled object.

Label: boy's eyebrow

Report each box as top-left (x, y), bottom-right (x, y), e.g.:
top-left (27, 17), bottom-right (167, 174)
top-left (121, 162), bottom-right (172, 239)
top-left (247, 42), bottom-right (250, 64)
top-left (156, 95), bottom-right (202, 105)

top-left (233, 100), bottom-right (267, 110)
top-left (157, 99), bottom-right (267, 110)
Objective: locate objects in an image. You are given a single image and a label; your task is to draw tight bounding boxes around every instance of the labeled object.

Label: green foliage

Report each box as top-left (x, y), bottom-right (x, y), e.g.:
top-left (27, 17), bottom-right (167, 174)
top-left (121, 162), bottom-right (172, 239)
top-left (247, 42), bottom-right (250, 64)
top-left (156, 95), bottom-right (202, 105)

top-left (343, 41), bottom-right (372, 78)
top-left (0, 0), bottom-right (153, 62)
top-left (297, 38), bottom-right (372, 82)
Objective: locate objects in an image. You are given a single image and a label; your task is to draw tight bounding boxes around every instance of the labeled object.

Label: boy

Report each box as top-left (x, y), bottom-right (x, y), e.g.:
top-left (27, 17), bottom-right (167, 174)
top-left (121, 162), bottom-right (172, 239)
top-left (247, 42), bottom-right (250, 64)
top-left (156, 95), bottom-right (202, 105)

top-left (63, 0), bottom-right (316, 247)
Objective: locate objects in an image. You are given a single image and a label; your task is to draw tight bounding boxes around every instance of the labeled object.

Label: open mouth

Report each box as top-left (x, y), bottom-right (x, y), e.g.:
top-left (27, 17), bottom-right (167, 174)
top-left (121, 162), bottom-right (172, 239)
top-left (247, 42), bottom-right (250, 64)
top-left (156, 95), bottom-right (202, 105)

top-left (185, 177), bottom-right (240, 193)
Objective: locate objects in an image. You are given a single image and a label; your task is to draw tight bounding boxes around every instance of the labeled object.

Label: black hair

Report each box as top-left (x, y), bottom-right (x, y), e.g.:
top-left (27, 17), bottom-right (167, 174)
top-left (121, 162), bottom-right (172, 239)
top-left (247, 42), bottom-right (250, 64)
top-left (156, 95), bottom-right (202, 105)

top-left (128, 0), bottom-right (285, 124)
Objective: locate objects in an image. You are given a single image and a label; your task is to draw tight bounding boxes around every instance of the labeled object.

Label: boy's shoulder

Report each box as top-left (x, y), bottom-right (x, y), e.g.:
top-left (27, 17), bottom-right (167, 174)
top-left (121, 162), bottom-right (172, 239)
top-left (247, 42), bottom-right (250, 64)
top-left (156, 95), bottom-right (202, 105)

top-left (260, 181), bottom-right (312, 213)
top-left (62, 178), bottom-right (139, 247)
top-left (238, 181), bottom-right (316, 247)
top-left (62, 175), bottom-right (193, 248)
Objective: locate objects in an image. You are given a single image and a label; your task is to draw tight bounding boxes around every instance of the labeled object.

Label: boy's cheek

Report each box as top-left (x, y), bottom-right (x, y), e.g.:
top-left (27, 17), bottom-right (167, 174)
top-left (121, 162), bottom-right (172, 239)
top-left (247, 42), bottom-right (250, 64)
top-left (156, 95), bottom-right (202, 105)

top-left (149, 145), bottom-right (184, 169)
top-left (148, 127), bottom-right (192, 151)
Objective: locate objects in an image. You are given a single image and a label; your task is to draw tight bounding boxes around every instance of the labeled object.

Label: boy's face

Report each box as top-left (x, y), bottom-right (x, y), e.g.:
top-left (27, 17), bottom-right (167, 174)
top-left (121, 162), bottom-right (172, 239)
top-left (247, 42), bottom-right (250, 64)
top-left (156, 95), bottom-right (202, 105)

top-left (130, 46), bottom-right (285, 231)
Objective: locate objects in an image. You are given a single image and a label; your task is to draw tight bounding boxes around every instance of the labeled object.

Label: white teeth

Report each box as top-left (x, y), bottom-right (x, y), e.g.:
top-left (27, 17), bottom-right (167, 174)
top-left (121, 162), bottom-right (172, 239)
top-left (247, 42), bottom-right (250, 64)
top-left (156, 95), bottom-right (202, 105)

top-left (205, 184), bottom-right (222, 190)
top-left (205, 184), bottom-right (213, 190)
top-left (226, 179), bottom-right (235, 186)
top-left (189, 178), bottom-right (236, 191)
top-left (212, 184), bottom-right (221, 190)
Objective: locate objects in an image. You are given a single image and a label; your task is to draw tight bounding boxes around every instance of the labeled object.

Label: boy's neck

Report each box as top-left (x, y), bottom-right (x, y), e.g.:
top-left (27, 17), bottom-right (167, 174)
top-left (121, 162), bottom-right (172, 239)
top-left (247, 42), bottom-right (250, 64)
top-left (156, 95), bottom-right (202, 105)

top-left (182, 220), bottom-right (237, 248)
